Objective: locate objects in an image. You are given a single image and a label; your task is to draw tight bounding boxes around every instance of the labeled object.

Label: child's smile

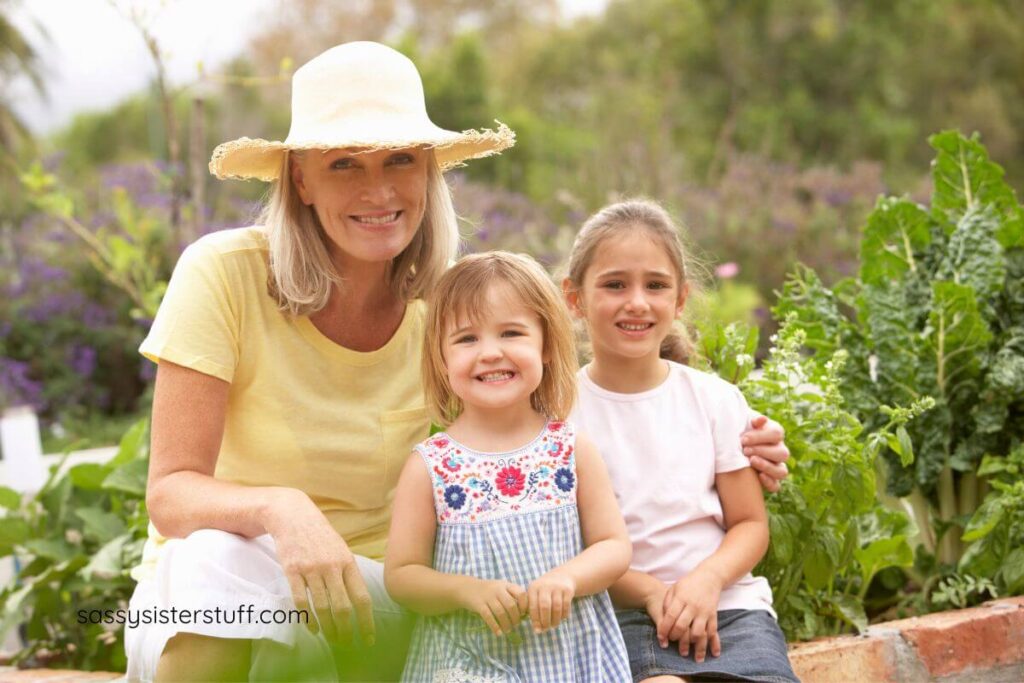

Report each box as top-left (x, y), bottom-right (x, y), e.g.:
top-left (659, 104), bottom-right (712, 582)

top-left (571, 233), bottom-right (686, 366)
top-left (444, 284), bottom-right (547, 414)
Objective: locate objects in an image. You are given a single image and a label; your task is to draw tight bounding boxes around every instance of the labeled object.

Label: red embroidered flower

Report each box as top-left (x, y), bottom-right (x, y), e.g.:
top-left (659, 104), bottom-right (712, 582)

top-left (442, 455), bottom-right (461, 472)
top-left (495, 466), bottom-right (525, 497)
top-left (431, 436), bottom-right (450, 449)
top-left (548, 422), bottom-right (564, 431)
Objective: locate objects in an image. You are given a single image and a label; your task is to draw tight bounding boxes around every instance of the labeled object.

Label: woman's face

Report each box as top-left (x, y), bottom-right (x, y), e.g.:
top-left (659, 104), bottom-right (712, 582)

top-left (290, 146), bottom-right (429, 269)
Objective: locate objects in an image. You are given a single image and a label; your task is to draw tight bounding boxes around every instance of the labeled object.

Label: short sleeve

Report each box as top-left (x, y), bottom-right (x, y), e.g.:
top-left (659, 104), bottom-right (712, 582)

top-left (139, 241), bottom-right (240, 382)
top-left (712, 383), bottom-right (754, 474)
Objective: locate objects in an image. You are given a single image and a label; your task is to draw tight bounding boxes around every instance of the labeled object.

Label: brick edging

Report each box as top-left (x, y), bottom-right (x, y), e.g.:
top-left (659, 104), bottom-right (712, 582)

top-left (788, 597), bottom-right (1024, 682)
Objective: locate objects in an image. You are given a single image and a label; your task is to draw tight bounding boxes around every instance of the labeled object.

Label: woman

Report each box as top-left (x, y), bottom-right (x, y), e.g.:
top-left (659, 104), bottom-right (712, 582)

top-left (125, 41), bottom-right (790, 682)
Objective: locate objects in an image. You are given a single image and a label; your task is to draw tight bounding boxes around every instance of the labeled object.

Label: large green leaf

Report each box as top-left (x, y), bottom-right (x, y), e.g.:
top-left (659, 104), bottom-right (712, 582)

top-left (929, 130), bottom-right (1023, 248)
top-left (109, 418), bottom-right (149, 468)
top-left (103, 458), bottom-right (149, 497)
top-left (68, 463), bottom-right (111, 491)
top-left (935, 207), bottom-right (1006, 306)
top-left (925, 281), bottom-right (992, 398)
top-left (0, 487), bottom-right (21, 510)
top-left (23, 538), bottom-right (78, 563)
top-left (854, 535), bottom-right (914, 587)
top-left (80, 533), bottom-right (131, 581)
top-left (76, 507), bottom-right (127, 543)
top-left (826, 593), bottom-right (869, 634)
top-left (859, 197), bottom-right (932, 286)
top-left (861, 282), bottom-right (922, 405)
top-left (0, 517), bottom-right (30, 555)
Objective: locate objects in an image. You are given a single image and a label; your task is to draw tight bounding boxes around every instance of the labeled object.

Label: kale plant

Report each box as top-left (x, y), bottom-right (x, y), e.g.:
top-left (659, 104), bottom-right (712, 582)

top-left (774, 131), bottom-right (1024, 576)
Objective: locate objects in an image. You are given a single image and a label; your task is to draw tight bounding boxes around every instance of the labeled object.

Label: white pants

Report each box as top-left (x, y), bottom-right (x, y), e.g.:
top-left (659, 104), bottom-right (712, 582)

top-left (124, 530), bottom-right (413, 682)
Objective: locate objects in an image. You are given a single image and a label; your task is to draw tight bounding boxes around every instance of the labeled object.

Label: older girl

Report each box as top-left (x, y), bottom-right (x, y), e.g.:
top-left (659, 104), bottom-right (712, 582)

top-left (563, 200), bottom-right (799, 683)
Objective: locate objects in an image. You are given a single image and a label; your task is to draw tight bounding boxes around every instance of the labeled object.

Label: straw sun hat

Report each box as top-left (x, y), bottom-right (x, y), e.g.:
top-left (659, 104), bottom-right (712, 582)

top-left (209, 41), bottom-right (515, 181)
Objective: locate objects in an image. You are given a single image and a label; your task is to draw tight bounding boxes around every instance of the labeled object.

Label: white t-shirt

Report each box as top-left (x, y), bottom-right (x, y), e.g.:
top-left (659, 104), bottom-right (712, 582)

top-left (571, 360), bottom-right (775, 615)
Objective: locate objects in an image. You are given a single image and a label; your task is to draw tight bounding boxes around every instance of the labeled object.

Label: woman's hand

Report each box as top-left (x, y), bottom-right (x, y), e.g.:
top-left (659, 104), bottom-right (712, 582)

top-left (263, 488), bottom-right (375, 645)
top-left (658, 569), bottom-right (723, 663)
top-left (458, 578), bottom-right (528, 637)
top-left (527, 570), bottom-right (576, 633)
top-left (743, 415), bottom-right (791, 492)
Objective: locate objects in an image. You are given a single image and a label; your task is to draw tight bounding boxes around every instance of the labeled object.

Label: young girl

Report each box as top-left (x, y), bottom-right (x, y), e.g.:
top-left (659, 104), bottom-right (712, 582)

top-left (385, 251), bottom-right (633, 682)
top-left (563, 200), bottom-right (799, 683)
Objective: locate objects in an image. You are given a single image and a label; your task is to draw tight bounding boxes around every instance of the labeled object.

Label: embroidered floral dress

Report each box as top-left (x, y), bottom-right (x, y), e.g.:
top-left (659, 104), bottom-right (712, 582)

top-left (401, 421), bottom-right (631, 683)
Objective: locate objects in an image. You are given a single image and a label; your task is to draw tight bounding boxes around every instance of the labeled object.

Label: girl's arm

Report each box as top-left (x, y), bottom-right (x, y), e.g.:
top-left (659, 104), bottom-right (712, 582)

top-left (659, 466), bottom-right (769, 659)
top-left (527, 433), bottom-right (631, 632)
top-left (384, 453), bottom-right (527, 636)
top-left (608, 569), bottom-right (667, 610)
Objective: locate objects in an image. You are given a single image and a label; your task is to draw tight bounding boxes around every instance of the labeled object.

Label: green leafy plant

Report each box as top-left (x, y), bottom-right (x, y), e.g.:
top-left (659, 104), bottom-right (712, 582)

top-left (0, 419), bottom-right (150, 670)
top-left (930, 573), bottom-right (999, 610)
top-left (700, 317), bottom-right (932, 639)
top-left (774, 131), bottom-right (1024, 575)
top-left (959, 444), bottom-right (1024, 594)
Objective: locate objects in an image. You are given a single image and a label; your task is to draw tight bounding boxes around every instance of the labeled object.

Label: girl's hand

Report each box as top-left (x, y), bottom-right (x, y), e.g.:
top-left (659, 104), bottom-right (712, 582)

top-left (459, 578), bottom-right (528, 637)
top-left (642, 583), bottom-right (668, 626)
top-left (263, 488), bottom-right (375, 645)
top-left (658, 570), bottom-right (723, 663)
top-left (527, 570), bottom-right (576, 633)
top-left (743, 415), bottom-right (790, 493)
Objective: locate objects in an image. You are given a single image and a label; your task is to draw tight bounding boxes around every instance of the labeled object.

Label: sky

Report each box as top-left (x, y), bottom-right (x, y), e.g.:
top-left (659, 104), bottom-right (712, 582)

top-left (8, 0), bottom-right (608, 135)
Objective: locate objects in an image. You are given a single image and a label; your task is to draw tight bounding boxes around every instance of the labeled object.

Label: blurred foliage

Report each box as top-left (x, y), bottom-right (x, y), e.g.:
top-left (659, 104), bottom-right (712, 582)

top-left (0, 419), bottom-right (149, 671)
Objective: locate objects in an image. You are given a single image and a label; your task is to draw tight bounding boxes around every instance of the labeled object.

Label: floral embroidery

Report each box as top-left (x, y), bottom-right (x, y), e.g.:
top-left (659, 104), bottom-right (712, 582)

top-left (417, 422), bottom-right (578, 524)
top-left (495, 466), bottom-right (526, 497)
top-left (554, 467), bottom-right (575, 492)
top-left (444, 484), bottom-right (467, 510)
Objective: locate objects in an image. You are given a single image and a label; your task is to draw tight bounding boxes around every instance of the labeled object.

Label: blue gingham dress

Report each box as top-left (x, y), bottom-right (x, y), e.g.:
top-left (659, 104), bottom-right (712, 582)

top-left (401, 420), bottom-right (631, 683)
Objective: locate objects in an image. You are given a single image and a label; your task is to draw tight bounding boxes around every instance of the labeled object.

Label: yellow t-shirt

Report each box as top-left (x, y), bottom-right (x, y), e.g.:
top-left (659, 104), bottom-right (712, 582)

top-left (134, 226), bottom-right (429, 579)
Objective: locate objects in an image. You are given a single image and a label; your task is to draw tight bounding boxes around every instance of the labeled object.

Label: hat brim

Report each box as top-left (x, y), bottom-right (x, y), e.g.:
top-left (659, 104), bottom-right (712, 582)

top-left (209, 122), bottom-right (515, 181)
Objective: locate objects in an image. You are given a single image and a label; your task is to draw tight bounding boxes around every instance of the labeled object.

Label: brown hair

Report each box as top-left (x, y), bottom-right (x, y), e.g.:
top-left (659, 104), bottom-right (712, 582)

top-left (423, 251), bottom-right (578, 426)
top-left (564, 199), bottom-right (699, 364)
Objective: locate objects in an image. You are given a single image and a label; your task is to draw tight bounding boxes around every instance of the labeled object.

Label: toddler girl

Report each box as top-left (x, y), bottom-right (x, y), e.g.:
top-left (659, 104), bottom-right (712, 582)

top-left (563, 200), bottom-right (799, 683)
top-left (385, 251), bottom-right (632, 682)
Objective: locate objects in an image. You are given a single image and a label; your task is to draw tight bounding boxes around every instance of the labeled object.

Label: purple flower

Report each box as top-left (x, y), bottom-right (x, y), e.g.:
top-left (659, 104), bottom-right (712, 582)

top-left (554, 467), bottom-right (575, 492)
top-left (0, 357), bottom-right (45, 410)
top-left (67, 345), bottom-right (97, 378)
top-left (444, 485), bottom-right (467, 510)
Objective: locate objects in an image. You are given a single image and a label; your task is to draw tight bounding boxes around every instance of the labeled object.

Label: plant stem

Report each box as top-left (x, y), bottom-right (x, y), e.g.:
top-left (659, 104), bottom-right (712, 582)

top-left (937, 465), bottom-right (959, 564)
top-left (908, 489), bottom-right (935, 553)
top-left (958, 470), bottom-right (978, 518)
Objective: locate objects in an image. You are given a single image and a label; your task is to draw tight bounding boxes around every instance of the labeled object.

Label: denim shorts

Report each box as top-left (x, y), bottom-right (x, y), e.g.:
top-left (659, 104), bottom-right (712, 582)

top-left (616, 608), bottom-right (800, 683)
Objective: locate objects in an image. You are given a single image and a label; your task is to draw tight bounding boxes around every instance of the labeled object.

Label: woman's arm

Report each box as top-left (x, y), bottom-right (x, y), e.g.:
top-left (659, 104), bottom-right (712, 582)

top-left (384, 454), bottom-right (527, 636)
top-left (742, 415), bottom-right (790, 492)
top-left (526, 433), bottom-right (631, 632)
top-left (146, 360), bottom-right (374, 643)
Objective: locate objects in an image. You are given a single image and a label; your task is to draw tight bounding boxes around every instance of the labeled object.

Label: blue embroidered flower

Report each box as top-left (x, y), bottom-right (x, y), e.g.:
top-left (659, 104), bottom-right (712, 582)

top-left (554, 468), bottom-right (575, 492)
top-left (444, 484), bottom-right (467, 510)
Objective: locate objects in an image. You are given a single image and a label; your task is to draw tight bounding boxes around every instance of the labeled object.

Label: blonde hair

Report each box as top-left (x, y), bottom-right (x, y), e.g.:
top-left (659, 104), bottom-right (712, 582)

top-left (564, 199), bottom-right (699, 364)
top-left (423, 251), bottom-right (578, 426)
top-left (259, 149), bottom-right (458, 315)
